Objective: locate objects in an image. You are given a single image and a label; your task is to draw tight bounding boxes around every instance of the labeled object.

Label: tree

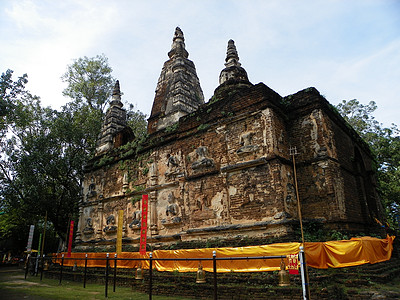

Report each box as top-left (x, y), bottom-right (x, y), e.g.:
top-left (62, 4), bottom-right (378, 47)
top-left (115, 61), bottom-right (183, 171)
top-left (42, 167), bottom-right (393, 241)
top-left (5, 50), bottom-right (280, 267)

top-left (1, 70), bottom-right (29, 139)
top-left (0, 70), bottom-right (103, 253)
top-left (61, 54), bottom-right (115, 112)
top-left (1, 58), bottom-right (148, 254)
top-left (126, 103), bottom-right (148, 140)
top-left (336, 99), bottom-right (400, 226)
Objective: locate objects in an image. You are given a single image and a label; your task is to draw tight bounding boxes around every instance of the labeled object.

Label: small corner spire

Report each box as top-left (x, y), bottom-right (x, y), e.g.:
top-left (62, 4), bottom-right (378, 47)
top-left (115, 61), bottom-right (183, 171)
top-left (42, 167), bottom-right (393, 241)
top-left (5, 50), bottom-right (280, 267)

top-left (113, 80), bottom-right (121, 96)
top-left (225, 39), bottom-right (241, 68)
top-left (168, 27), bottom-right (189, 59)
top-left (218, 40), bottom-right (251, 86)
top-left (110, 80), bottom-right (123, 107)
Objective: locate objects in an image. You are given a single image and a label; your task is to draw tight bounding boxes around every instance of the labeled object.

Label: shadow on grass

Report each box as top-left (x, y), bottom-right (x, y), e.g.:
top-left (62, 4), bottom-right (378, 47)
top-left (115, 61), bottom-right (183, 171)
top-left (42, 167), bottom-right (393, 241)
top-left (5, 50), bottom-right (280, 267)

top-left (0, 266), bottom-right (192, 300)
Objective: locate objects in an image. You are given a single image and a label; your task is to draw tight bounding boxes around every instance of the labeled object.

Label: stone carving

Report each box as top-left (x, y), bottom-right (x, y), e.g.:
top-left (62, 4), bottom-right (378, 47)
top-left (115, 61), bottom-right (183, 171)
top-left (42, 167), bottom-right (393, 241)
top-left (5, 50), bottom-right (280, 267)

top-left (129, 210), bottom-right (141, 229)
top-left (236, 132), bottom-right (259, 154)
top-left (191, 146), bottom-right (214, 170)
top-left (165, 154), bottom-right (183, 178)
top-left (149, 161), bottom-right (158, 177)
top-left (161, 193), bottom-right (182, 225)
top-left (86, 177), bottom-right (97, 199)
top-left (273, 211), bottom-right (292, 220)
top-left (83, 217), bottom-right (94, 235)
top-left (191, 195), bottom-right (215, 221)
top-left (122, 172), bottom-right (129, 191)
top-left (103, 214), bottom-right (117, 233)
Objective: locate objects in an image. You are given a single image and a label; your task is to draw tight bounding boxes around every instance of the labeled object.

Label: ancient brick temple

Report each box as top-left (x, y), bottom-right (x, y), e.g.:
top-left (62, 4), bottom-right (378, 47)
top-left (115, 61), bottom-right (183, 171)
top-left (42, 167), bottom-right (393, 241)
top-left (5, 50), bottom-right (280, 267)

top-left (75, 28), bottom-right (383, 249)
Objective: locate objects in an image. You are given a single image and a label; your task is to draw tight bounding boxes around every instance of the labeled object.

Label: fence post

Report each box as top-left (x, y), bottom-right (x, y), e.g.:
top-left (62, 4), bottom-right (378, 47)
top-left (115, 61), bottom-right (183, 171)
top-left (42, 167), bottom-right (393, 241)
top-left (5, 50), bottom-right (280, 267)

top-left (213, 250), bottom-right (217, 300)
top-left (299, 246), bottom-right (309, 300)
top-left (83, 253), bottom-right (88, 288)
top-left (34, 253), bottom-right (39, 276)
top-left (105, 253), bottom-right (109, 298)
top-left (113, 253), bottom-right (117, 292)
top-left (149, 252), bottom-right (153, 300)
top-left (40, 254), bottom-right (44, 281)
top-left (59, 254), bottom-right (64, 285)
top-left (24, 254), bottom-right (30, 279)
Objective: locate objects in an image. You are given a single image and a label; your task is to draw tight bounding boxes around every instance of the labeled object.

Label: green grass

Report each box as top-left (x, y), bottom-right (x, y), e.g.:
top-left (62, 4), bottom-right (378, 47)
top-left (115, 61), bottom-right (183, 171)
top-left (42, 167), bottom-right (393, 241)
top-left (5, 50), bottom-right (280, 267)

top-left (0, 267), bottom-right (192, 300)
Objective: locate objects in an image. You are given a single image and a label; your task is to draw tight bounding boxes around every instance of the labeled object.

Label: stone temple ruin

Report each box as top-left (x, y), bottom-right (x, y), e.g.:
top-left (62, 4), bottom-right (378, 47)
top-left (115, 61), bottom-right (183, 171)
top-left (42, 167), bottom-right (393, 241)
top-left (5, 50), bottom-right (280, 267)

top-left (75, 28), bottom-right (384, 250)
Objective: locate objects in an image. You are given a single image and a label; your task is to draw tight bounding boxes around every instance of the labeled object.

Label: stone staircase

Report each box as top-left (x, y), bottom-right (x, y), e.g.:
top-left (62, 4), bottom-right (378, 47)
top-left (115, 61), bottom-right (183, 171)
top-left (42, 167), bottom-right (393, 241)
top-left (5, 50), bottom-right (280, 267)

top-left (42, 258), bottom-right (400, 299)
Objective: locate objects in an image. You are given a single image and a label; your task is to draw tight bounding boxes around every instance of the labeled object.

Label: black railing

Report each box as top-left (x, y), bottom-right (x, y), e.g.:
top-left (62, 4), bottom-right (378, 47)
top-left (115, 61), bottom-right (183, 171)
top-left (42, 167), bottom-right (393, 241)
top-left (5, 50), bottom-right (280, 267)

top-left (25, 252), bottom-right (303, 300)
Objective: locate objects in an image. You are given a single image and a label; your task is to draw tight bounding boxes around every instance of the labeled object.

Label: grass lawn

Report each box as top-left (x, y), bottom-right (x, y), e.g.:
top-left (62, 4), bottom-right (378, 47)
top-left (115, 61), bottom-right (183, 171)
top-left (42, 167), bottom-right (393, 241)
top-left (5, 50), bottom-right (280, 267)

top-left (0, 266), bottom-right (192, 300)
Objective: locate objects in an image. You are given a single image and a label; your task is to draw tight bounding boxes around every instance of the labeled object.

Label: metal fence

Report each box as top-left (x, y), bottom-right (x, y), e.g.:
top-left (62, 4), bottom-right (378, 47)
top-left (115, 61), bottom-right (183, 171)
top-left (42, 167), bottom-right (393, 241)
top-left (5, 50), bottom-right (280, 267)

top-left (24, 248), bottom-right (309, 300)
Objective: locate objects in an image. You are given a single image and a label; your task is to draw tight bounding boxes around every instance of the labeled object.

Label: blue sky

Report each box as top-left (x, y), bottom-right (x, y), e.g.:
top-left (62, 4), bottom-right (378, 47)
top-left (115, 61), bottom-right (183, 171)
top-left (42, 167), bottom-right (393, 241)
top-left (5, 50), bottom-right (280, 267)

top-left (1, 0), bottom-right (399, 127)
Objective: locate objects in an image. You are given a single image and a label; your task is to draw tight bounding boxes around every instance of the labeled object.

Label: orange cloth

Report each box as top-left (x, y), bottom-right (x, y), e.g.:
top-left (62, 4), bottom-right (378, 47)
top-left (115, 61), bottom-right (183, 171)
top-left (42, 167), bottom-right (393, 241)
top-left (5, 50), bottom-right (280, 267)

top-left (54, 235), bottom-right (394, 272)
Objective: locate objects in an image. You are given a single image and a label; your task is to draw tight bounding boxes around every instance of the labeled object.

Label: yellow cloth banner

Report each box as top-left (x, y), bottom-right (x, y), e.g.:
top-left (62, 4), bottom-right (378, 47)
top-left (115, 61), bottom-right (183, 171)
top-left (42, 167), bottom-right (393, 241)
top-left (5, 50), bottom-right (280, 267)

top-left (54, 235), bottom-right (394, 272)
top-left (116, 210), bottom-right (123, 254)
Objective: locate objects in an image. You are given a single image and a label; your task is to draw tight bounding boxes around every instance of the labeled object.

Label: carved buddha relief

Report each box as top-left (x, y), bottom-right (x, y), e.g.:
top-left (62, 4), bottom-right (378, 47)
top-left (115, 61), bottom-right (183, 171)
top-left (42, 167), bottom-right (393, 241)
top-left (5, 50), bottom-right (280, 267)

top-left (86, 177), bottom-right (97, 200)
top-left (129, 210), bottom-right (141, 230)
top-left (236, 131), bottom-right (259, 154)
top-left (103, 214), bottom-right (117, 233)
top-left (191, 146), bottom-right (214, 170)
top-left (165, 154), bottom-right (183, 178)
top-left (83, 217), bottom-right (94, 235)
top-left (161, 192), bottom-right (182, 226)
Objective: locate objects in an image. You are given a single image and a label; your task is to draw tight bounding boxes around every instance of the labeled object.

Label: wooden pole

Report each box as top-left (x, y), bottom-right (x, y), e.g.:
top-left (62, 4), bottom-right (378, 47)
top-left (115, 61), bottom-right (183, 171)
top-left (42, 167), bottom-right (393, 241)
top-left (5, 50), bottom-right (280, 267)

top-left (290, 147), bottom-right (311, 300)
top-left (292, 153), bottom-right (305, 244)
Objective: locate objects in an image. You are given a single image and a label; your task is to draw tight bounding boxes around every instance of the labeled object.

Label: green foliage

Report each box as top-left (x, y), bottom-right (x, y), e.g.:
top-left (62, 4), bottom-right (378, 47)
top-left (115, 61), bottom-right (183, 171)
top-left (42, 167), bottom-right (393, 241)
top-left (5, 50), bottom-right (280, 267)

top-left (208, 95), bottom-right (219, 104)
top-left (0, 66), bottom-right (111, 253)
top-left (61, 54), bottom-right (114, 112)
top-left (134, 185), bottom-right (145, 192)
top-left (126, 103), bottom-right (148, 140)
top-left (336, 99), bottom-right (379, 141)
top-left (131, 195), bottom-right (142, 205)
top-left (329, 230), bottom-right (349, 241)
top-left (141, 166), bottom-right (149, 175)
top-left (197, 123), bottom-right (210, 131)
top-left (94, 155), bottom-right (114, 167)
top-left (165, 123), bottom-right (179, 133)
top-left (294, 220), bottom-right (326, 242)
top-left (1, 58), bottom-right (148, 254)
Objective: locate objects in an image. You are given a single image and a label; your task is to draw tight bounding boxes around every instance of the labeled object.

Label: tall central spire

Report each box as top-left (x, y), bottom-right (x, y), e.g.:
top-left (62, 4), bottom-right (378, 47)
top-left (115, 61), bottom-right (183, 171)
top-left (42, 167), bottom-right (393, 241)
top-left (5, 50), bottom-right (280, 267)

top-left (148, 27), bottom-right (204, 134)
top-left (168, 27), bottom-right (189, 59)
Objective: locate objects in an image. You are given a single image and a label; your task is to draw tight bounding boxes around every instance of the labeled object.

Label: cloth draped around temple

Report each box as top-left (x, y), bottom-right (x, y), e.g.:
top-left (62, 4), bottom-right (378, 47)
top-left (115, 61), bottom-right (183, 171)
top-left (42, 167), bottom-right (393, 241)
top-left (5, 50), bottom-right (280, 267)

top-left (54, 235), bottom-right (394, 272)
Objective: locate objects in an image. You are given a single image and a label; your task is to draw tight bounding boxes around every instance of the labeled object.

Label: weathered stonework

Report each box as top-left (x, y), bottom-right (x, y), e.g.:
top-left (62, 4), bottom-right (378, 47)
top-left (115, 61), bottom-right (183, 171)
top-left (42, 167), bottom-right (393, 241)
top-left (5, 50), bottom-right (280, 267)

top-left (148, 27), bottom-right (204, 134)
top-left (75, 29), bottom-right (383, 249)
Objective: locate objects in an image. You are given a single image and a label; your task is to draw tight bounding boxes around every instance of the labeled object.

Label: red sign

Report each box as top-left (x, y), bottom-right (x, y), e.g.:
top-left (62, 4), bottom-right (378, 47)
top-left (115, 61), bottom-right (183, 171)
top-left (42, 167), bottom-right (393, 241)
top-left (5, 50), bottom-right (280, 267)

top-left (139, 195), bottom-right (148, 255)
top-left (287, 254), bottom-right (299, 275)
top-left (67, 220), bottom-right (74, 257)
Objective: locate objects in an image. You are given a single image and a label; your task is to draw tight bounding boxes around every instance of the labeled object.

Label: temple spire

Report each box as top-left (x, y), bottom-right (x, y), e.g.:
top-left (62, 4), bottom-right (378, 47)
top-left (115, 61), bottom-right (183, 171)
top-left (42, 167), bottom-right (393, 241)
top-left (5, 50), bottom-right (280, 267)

top-left (110, 80), bottom-right (123, 108)
top-left (225, 39), bottom-right (241, 68)
top-left (219, 40), bottom-right (250, 86)
top-left (95, 79), bottom-right (128, 155)
top-left (148, 27), bottom-right (204, 134)
top-left (168, 27), bottom-right (189, 59)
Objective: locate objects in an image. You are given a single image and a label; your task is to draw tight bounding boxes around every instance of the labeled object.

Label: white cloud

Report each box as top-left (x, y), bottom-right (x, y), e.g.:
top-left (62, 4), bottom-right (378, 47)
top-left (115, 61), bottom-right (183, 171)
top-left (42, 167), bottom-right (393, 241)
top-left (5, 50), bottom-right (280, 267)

top-left (1, 0), bottom-right (399, 127)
